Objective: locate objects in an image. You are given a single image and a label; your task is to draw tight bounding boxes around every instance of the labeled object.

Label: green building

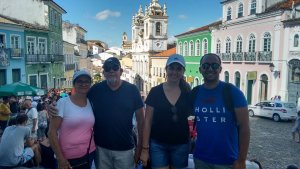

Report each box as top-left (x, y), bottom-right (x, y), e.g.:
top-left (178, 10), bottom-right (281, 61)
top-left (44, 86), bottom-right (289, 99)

top-left (175, 21), bottom-right (221, 88)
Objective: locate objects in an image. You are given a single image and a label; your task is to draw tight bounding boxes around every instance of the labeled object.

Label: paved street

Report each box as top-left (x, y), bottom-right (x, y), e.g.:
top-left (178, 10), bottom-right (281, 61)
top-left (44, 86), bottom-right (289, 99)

top-left (248, 116), bottom-right (300, 169)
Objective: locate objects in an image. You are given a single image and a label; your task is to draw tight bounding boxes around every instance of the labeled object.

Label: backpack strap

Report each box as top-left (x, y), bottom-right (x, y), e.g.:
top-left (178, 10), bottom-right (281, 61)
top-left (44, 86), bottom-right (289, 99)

top-left (190, 86), bottom-right (201, 130)
top-left (222, 82), bottom-right (237, 123)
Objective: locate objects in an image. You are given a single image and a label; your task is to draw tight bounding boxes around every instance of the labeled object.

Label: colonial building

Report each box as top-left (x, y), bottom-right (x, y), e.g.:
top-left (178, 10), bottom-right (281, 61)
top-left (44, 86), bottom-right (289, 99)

top-left (132, 0), bottom-right (168, 96)
top-left (0, 0), bottom-right (66, 89)
top-left (175, 21), bottom-right (222, 88)
top-left (121, 32), bottom-right (132, 54)
top-left (0, 16), bottom-right (26, 85)
top-left (62, 40), bottom-right (76, 89)
top-left (87, 40), bottom-right (106, 56)
top-left (211, 0), bottom-right (300, 104)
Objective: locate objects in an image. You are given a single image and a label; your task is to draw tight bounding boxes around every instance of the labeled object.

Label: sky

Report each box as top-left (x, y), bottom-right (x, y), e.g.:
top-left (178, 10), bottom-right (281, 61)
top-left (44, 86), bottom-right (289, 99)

top-left (55, 0), bottom-right (222, 47)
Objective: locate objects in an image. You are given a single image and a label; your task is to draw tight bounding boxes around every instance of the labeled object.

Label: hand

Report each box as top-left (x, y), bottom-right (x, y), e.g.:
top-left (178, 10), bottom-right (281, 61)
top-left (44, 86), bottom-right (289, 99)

top-left (58, 158), bottom-right (72, 169)
top-left (139, 148), bottom-right (149, 167)
top-left (134, 145), bottom-right (142, 164)
top-left (232, 159), bottom-right (246, 169)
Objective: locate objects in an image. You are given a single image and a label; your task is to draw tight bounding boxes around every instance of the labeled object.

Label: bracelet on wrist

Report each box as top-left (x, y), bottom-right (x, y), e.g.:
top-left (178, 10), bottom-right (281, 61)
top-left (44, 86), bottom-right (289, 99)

top-left (142, 146), bottom-right (149, 149)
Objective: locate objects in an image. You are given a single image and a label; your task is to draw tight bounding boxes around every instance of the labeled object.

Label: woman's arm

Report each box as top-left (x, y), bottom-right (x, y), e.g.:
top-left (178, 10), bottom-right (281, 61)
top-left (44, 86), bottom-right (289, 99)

top-left (48, 116), bottom-right (71, 169)
top-left (140, 105), bottom-right (154, 166)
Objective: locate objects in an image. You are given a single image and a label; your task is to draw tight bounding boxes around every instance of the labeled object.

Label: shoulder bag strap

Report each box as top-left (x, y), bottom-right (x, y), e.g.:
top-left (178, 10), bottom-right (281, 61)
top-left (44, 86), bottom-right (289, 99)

top-left (86, 129), bottom-right (94, 155)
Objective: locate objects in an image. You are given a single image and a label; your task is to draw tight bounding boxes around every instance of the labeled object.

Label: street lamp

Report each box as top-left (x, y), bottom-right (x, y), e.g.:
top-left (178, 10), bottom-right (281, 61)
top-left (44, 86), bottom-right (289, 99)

top-left (269, 63), bottom-right (280, 78)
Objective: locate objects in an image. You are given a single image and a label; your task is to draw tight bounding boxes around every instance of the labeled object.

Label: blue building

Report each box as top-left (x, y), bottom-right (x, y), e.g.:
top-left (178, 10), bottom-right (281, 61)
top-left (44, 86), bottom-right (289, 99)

top-left (0, 16), bottom-right (26, 85)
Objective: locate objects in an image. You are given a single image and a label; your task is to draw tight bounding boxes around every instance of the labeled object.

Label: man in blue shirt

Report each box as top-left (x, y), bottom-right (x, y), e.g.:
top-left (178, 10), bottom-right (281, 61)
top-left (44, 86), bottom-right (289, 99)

top-left (191, 53), bottom-right (250, 169)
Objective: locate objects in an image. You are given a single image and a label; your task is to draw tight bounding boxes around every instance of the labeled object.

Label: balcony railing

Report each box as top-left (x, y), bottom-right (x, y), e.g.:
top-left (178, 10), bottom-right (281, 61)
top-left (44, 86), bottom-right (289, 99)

top-left (221, 53), bottom-right (232, 62)
top-left (0, 48), bottom-right (24, 58)
top-left (65, 63), bottom-right (75, 71)
top-left (25, 54), bottom-right (64, 63)
top-left (232, 52), bottom-right (243, 62)
top-left (258, 51), bottom-right (272, 62)
top-left (244, 52), bottom-right (257, 62)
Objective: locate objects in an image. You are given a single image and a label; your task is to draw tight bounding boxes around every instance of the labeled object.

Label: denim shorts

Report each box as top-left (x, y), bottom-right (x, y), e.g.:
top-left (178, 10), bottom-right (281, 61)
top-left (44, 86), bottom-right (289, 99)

top-left (150, 139), bottom-right (189, 168)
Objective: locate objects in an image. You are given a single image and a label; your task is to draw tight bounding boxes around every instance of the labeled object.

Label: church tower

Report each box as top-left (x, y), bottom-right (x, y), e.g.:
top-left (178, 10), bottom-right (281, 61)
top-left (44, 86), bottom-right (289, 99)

top-left (131, 0), bottom-right (168, 96)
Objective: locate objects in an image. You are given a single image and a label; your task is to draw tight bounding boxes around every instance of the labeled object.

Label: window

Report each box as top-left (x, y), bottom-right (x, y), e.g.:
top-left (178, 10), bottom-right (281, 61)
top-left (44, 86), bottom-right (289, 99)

top-left (263, 32), bottom-right (271, 52)
top-left (146, 23), bottom-right (148, 36)
top-left (0, 34), bottom-right (6, 47)
top-left (238, 3), bottom-right (243, 18)
top-left (260, 74), bottom-right (268, 101)
top-left (11, 35), bottom-right (20, 49)
top-left (203, 39), bottom-right (208, 55)
top-left (227, 7), bottom-right (232, 21)
top-left (155, 22), bottom-right (162, 36)
top-left (236, 36), bottom-right (243, 53)
top-left (249, 34), bottom-right (256, 52)
top-left (12, 69), bottom-right (21, 83)
top-left (184, 42), bottom-right (188, 56)
top-left (189, 41), bottom-right (194, 56)
top-left (38, 38), bottom-right (47, 54)
top-left (225, 38), bottom-right (231, 53)
top-left (196, 40), bottom-right (200, 56)
top-left (29, 75), bottom-right (37, 87)
top-left (0, 69), bottom-right (6, 85)
top-left (216, 39), bottom-right (221, 54)
top-left (235, 72), bottom-right (241, 89)
top-left (224, 71), bottom-right (229, 83)
top-left (294, 34), bottom-right (299, 47)
top-left (179, 42), bottom-right (182, 55)
top-left (250, 0), bottom-right (256, 15)
top-left (27, 37), bottom-right (36, 54)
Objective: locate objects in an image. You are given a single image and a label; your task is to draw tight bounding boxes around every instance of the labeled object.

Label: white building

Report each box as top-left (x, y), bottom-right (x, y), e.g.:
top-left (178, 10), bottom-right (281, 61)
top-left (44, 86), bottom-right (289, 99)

top-left (132, 0), bottom-right (168, 96)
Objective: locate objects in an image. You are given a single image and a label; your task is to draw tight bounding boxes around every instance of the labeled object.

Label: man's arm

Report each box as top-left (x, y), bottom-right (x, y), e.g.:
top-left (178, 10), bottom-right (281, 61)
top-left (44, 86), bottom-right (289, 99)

top-left (134, 107), bottom-right (145, 163)
top-left (233, 106), bottom-right (250, 169)
top-left (140, 105), bottom-right (153, 166)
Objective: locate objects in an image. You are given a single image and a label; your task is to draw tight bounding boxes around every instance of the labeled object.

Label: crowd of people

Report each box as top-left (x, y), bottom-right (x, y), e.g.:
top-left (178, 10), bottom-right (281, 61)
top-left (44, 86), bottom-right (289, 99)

top-left (0, 54), bottom-right (298, 169)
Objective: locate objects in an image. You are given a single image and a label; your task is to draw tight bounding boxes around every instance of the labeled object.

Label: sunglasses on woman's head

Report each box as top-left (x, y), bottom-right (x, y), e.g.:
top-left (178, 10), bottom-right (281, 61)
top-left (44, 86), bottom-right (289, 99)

top-left (104, 65), bottom-right (120, 72)
top-left (171, 106), bottom-right (178, 122)
top-left (201, 63), bottom-right (220, 70)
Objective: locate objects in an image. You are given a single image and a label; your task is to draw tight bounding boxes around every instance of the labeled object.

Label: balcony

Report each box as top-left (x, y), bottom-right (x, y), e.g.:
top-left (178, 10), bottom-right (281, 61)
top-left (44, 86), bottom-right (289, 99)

top-left (0, 48), bottom-right (24, 59)
top-left (258, 51), bottom-right (272, 62)
top-left (244, 52), bottom-right (257, 62)
top-left (25, 54), bottom-right (64, 63)
top-left (232, 52), bottom-right (243, 62)
top-left (65, 63), bottom-right (75, 71)
top-left (76, 38), bottom-right (87, 44)
top-left (221, 53), bottom-right (232, 62)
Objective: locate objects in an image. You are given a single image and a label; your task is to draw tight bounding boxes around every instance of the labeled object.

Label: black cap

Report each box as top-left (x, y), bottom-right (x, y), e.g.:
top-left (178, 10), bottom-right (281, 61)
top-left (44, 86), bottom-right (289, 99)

top-left (103, 57), bottom-right (121, 68)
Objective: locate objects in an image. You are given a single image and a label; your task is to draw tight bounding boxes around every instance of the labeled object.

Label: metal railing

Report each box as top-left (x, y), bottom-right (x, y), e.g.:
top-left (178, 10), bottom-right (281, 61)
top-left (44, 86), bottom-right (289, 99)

top-left (25, 54), bottom-right (64, 63)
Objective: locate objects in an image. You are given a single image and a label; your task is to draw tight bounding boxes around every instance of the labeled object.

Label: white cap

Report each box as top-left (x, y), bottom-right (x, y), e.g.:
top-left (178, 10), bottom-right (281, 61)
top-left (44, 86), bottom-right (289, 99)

top-left (166, 54), bottom-right (185, 67)
top-left (33, 96), bottom-right (41, 101)
top-left (72, 70), bottom-right (92, 83)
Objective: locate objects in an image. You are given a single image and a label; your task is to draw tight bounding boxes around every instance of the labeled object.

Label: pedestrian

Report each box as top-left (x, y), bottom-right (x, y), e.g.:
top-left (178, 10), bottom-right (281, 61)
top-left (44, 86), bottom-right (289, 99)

top-left (292, 111), bottom-right (300, 143)
top-left (0, 113), bottom-right (41, 167)
top-left (0, 96), bottom-right (12, 131)
top-left (23, 99), bottom-right (38, 139)
top-left (48, 57), bottom-right (145, 169)
top-left (191, 53), bottom-right (250, 169)
top-left (48, 70), bottom-right (96, 169)
top-left (36, 102), bottom-right (48, 142)
top-left (140, 54), bottom-right (191, 169)
top-left (88, 57), bottom-right (144, 169)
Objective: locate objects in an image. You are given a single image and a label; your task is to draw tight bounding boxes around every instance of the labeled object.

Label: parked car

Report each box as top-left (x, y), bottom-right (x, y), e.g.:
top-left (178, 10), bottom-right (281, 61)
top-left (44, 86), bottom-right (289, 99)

top-left (248, 101), bottom-right (297, 122)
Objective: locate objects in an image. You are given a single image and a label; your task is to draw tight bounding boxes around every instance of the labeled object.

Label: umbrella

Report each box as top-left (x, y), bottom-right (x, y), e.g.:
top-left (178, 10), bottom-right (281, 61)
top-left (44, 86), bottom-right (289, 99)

top-left (0, 82), bottom-right (46, 97)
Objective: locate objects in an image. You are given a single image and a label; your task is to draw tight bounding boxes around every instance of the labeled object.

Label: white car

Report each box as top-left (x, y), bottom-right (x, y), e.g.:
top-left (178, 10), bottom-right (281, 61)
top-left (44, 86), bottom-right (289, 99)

top-left (248, 101), bottom-right (297, 122)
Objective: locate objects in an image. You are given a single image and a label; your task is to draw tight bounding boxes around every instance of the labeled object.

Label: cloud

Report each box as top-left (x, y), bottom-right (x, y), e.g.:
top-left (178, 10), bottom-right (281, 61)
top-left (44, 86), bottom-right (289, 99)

top-left (167, 36), bottom-right (177, 44)
top-left (95, 10), bottom-right (121, 21)
top-left (188, 27), bottom-right (196, 31)
top-left (178, 14), bottom-right (187, 20)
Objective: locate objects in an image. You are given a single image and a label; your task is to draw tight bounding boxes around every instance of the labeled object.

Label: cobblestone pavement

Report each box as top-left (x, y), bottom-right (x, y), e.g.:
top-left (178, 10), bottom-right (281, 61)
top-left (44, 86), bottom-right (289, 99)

top-left (247, 116), bottom-right (300, 169)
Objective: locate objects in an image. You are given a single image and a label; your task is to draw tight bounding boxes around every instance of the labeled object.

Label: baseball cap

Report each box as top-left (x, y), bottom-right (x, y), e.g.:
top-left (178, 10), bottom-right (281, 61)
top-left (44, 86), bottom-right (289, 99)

top-left (166, 54), bottom-right (186, 67)
top-left (72, 70), bottom-right (92, 83)
top-left (103, 57), bottom-right (121, 69)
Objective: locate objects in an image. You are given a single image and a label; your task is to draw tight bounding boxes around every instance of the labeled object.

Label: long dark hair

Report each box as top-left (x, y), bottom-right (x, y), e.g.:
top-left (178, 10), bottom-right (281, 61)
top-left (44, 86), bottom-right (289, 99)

top-left (179, 77), bottom-right (191, 93)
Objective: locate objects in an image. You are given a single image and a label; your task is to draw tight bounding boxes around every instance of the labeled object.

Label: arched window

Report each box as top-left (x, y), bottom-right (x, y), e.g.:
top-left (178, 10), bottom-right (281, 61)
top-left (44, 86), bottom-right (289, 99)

top-left (236, 36), bottom-right (243, 53)
top-left (260, 74), bottom-right (268, 101)
top-left (225, 38), bottom-right (231, 53)
top-left (238, 3), bottom-right (243, 18)
top-left (184, 42), bottom-right (188, 56)
top-left (263, 32), bottom-right (271, 52)
top-left (146, 23), bottom-right (148, 36)
top-left (189, 41), bottom-right (194, 56)
top-left (216, 39), bottom-right (221, 54)
top-left (196, 40), bottom-right (200, 56)
top-left (294, 34), bottom-right (299, 47)
top-left (224, 71), bottom-right (229, 83)
top-left (249, 34), bottom-right (256, 52)
top-left (235, 72), bottom-right (241, 89)
top-left (155, 22), bottom-right (161, 35)
top-left (178, 42), bottom-right (182, 55)
top-left (250, 0), bottom-right (256, 15)
top-left (203, 39), bottom-right (208, 55)
top-left (194, 78), bottom-right (199, 86)
top-left (227, 7), bottom-right (232, 21)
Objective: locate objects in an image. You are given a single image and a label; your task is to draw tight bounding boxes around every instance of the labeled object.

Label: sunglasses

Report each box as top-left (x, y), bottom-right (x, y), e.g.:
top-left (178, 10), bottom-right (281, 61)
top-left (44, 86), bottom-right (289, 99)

top-left (104, 65), bottom-right (120, 72)
top-left (201, 63), bottom-right (220, 70)
top-left (171, 106), bottom-right (178, 122)
top-left (168, 65), bottom-right (184, 72)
